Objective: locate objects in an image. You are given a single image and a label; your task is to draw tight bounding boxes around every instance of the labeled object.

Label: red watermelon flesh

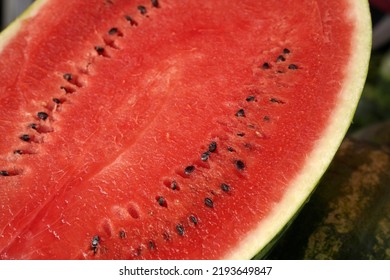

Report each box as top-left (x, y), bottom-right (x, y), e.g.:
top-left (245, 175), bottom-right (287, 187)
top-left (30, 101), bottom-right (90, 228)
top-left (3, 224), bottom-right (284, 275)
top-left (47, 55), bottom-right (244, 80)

top-left (0, 0), bottom-right (371, 259)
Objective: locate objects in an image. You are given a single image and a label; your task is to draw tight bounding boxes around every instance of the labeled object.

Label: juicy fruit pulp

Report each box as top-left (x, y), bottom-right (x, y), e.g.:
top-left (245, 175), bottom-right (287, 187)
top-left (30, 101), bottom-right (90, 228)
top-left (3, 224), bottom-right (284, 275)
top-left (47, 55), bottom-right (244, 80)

top-left (0, 0), bottom-right (371, 259)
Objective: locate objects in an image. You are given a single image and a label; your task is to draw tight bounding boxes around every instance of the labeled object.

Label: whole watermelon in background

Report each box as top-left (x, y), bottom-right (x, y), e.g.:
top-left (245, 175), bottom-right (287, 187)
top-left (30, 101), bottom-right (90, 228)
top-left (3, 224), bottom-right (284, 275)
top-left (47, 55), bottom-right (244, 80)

top-left (0, 0), bottom-right (371, 259)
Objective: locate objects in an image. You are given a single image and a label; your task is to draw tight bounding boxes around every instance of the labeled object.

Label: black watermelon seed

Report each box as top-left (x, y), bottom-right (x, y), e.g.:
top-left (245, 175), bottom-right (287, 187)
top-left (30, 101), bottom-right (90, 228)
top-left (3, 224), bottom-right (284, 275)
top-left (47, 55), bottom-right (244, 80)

top-left (157, 196), bottom-right (167, 207)
top-left (0, 171), bottom-right (9, 176)
top-left (138, 5), bottom-right (147, 14)
top-left (235, 160), bottom-right (245, 170)
top-left (52, 98), bottom-right (61, 104)
top-left (262, 62), bottom-right (270, 69)
top-left (119, 230), bottom-right (127, 239)
top-left (170, 180), bottom-right (178, 190)
top-left (227, 146), bottom-right (235, 152)
top-left (221, 183), bottom-right (230, 192)
top-left (176, 224), bottom-right (185, 236)
top-left (246, 95), bottom-right (255, 102)
top-left (237, 132), bottom-right (245, 137)
top-left (29, 123), bottom-right (38, 130)
top-left (91, 235), bottom-right (100, 253)
top-left (184, 165), bottom-right (195, 175)
top-left (151, 0), bottom-right (159, 8)
top-left (63, 73), bottom-right (72, 81)
top-left (14, 150), bottom-right (23, 154)
top-left (148, 240), bottom-right (156, 250)
top-left (204, 197), bottom-right (214, 208)
top-left (235, 109), bottom-right (245, 117)
top-left (270, 98), bottom-right (284, 104)
top-left (37, 112), bottom-right (49, 120)
top-left (276, 55), bottom-right (286, 62)
top-left (20, 134), bottom-right (30, 142)
top-left (208, 141), bottom-right (217, 152)
top-left (283, 48), bottom-right (291, 54)
top-left (201, 151), bottom-right (210, 161)
top-left (189, 215), bottom-right (198, 225)
top-left (95, 46), bottom-right (105, 55)
top-left (108, 27), bottom-right (118, 35)
top-left (125, 15), bottom-right (138, 26)
top-left (288, 64), bottom-right (298, 70)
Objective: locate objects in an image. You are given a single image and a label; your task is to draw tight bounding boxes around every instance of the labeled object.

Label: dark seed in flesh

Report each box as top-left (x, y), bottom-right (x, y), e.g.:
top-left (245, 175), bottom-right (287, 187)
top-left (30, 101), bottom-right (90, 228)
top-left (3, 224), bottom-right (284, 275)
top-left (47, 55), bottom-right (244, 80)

top-left (270, 98), bottom-right (284, 104)
top-left (148, 240), bottom-right (156, 250)
top-left (29, 123), bottom-right (37, 130)
top-left (201, 151), bottom-right (210, 161)
top-left (91, 235), bottom-right (100, 253)
top-left (227, 146), bottom-right (235, 152)
top-left (208, 141), bottom-right (217, 152)
top-left (20, 134), bottom-right (30, 142)
top-left (184, 165), bottom-right (195, 175)
top-left (52, 98), bottom-right (61, 104)
top-left (95, 46), bottom-right (105, 55)
top-left (204, 197), bottom-right (214, 208)
top-left (283, 48), bottom-right (291, 54)
top-left (137, 5), bottom-right (147, 14)
top-left (276, 55), bottom-right (286, 62)
top-left (176, 224), bottom-right (185, 236)
top-left (288, 64), bottom-right (298, 70)
top-left (119, 230), bottom-right (127, 239)
top-left (237, 132), bottom-right (245, 137)
top-left (63, 73), bottom-right (72, 81)
top-left (0, 171), bottom-right (9, 176)
top-left (157, 196), bottom-right (167, 207)
top-left (170, 180), bottom-right (178, 190)
top-left (246, 95), bottom-right (255, 102)
top-left (125, 15), bottom-right (138, 26)
top-left (108, 27), bottom-right (118, 35)
top-left (37, 112), bottom-right (49, 120)
top-left (14, 150), bottom-right (23, 154)
top-left (263, 116), bottom-right (270, 121)
top-left (235, 109), bottom-right (245, 117)
top-left (235, 160), bottom-right (245, 170)
top-left (262, 62), bottom-right (270, 69)
top-left (151, 0), bottom-right (159, 8)
top-left (189, 215), bottom-right (198, 225)
top-left (221, 183), bottom-right (230, 192)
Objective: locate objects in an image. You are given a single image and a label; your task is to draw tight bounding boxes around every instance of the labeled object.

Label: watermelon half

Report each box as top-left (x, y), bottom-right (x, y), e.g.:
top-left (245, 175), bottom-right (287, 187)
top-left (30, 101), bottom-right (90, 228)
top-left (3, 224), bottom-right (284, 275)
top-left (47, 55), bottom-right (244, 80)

top-left (0, 0), bottom-right (371, 259)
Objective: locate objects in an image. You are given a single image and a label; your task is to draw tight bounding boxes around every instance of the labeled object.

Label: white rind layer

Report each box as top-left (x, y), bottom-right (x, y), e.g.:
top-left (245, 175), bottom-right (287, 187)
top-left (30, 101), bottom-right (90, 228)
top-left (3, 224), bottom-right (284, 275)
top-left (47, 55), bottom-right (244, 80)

top-left (226, 0), bottom-right (372, 259)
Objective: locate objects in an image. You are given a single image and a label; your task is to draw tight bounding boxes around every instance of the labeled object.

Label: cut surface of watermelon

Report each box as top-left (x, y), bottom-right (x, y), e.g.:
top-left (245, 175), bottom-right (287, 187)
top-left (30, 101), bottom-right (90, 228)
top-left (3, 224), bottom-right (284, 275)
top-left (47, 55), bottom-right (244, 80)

top-left (0, 0), bottom-right (371, 259)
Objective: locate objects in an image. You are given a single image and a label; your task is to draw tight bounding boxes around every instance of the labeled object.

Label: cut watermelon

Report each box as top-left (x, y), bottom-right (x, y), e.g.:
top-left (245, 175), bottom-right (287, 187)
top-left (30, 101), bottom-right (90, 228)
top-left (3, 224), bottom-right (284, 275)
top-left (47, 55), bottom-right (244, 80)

top-left (0, 0), bottom-right (371, 259)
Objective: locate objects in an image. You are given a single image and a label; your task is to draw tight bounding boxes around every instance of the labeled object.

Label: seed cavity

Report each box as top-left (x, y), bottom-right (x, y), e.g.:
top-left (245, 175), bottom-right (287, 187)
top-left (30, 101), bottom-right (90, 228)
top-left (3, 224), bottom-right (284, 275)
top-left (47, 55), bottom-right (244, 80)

top-left (227, 146), bottom-right (235, 152)
top-left (283, 48), bottom-right (290, 54)
top-left (204, 197), bottom-right (214, 208)
top-left (235, 160), bottom-right (245, 170)
top-left (236, 132), bottom-right (245, 137)
top-left (0, 171), bottom-right (9, 176)
top-left (208, 141), bottom-right (217, 153)
top-left (95, 46), bottom-right (105, 55)
top-left (37, 112), bottom-right (49, 121)
top-left (108, 27), bottom-right (118, 35)
top-left (156, 196), bottom-right (167, 207)
top-left (288, 64), bottom-right (298, 70)
top-left (63, 73), bottom-right (72, 81)
top-left (184, 165), bottom-right (195, 175)
top-left (176, 224), bottom-right (185, 236)
top-left (60, 86), bottom-right (76, 94)
top-left (151, 0), bottom-right (159, 8)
